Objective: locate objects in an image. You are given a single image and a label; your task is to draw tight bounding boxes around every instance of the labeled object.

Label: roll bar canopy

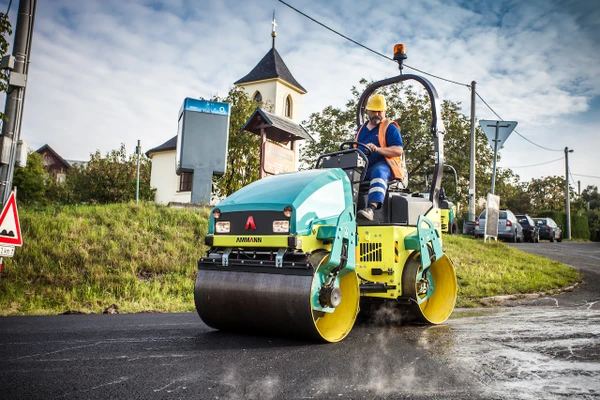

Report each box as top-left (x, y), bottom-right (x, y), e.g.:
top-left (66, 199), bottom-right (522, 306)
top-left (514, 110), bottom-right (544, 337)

top-left (356, 74), bottom-right (447, 208)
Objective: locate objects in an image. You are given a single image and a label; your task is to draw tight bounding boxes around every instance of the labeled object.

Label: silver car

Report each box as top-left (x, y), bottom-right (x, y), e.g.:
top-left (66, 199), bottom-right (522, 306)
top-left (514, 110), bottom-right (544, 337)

top-left (474, 209), bottom-right (524, 242)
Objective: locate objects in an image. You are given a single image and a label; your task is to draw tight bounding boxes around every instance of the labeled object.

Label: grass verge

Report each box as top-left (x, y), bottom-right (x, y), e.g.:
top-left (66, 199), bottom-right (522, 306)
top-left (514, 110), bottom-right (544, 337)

top-left (0, 202), bottom-right (209, 315)
top-left (0, 203), bottom-right (581, 315)
top-left (444, 234), bottom-right (581, 307)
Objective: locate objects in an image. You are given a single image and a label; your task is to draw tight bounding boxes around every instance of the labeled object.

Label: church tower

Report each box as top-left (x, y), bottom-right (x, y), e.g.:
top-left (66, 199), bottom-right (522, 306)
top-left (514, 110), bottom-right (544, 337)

top-left (234, 15), bottom-right (306, 124)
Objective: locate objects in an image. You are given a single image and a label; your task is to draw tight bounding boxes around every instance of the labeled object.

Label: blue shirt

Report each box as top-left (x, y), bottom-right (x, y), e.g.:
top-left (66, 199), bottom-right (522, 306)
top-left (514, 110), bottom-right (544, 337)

top-left (356, 121), bottom-right (403, 166)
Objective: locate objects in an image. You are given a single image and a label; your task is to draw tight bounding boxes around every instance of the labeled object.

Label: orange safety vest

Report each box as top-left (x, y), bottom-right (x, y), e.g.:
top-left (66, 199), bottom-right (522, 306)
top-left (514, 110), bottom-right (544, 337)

top-left (355, 118), bottom-right (404, 180)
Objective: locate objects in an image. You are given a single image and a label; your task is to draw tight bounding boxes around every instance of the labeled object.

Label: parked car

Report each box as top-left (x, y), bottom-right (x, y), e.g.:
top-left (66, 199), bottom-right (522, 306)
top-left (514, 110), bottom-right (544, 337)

top-left (516, 214), bottom-right (539, 243)
top-left (533, 217), bottom-right (563, 242)
top-left (474, 209), bottom-right (524, 242)
top-left (463, 220), bottom-right (476, 235)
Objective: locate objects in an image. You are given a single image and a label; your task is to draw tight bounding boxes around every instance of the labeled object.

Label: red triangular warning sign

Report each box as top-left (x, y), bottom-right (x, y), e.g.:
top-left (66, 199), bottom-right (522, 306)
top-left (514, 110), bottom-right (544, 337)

top-left (0, 191), bottom-right (22, 246)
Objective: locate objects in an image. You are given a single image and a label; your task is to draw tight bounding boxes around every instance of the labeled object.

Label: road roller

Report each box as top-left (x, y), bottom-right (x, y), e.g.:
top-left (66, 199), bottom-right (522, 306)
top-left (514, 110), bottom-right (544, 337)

top-left (195, 45), bottom-right (457, 342)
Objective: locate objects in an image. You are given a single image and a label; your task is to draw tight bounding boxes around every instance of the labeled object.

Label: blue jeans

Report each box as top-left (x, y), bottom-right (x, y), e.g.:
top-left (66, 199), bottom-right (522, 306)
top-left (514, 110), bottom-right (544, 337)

top-left (365, 161), bottom-right (391, 206)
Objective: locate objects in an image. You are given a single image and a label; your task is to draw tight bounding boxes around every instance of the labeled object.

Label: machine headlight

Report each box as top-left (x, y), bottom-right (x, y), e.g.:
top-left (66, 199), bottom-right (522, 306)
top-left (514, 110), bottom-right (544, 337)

top-left (273, 220), bottom-right (290, 233)
top-left (215, 221), bottom-right (230, 233)
top-left (283, 206), bottom-right (293, 218)
top-left (213, 208), bottom-right (221, 219)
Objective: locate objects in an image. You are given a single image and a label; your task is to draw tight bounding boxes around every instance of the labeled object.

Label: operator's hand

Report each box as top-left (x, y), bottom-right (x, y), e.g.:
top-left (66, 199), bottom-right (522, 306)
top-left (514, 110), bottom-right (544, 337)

top-left (366, 143), bottom-right (378, 153)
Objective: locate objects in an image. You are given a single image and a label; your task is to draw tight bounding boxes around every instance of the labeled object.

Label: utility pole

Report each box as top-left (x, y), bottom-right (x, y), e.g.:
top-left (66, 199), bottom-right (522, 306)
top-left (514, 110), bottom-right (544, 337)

top-left (0, 0), bottom-right (36, 204)
top-left (565, 147), bottom-right (574, 240)
top-left (468, 81), bottom-right (476, 221)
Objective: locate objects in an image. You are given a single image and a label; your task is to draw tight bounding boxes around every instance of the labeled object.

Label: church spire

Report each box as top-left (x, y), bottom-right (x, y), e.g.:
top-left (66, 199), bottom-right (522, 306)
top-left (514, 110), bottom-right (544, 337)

top-left (271, 10), bottom-right (277, 48)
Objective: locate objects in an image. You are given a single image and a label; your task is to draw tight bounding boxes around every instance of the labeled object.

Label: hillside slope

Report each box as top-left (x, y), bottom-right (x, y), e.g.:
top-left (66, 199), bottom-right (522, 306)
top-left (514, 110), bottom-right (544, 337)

top-left (0, 203), bottom-right (580, 315)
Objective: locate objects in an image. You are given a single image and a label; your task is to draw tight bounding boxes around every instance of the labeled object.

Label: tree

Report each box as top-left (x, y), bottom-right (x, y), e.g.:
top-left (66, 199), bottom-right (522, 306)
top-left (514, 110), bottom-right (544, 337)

top-left (300, 105), bottom-right (354, 168)
top-left (12, 152), bottom-right (47, 204)
top-left (527, 176), bottom-right (573, 212)
top-left (0, 12), bottom-right (12, 122)
top-left (439, 99), bottom-right (495, 210)
top-left (493, 168), bottom-right (530, 213)
top-left (210, 87), bottom-right (261, 197)
top-left (73, 144), bottom-right (154, 204)
top-left (581, 185), bottom-right (600, 210)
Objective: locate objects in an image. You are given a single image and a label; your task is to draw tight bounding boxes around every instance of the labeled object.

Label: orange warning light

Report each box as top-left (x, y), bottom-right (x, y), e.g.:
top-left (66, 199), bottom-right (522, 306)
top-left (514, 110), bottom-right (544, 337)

top-left (394, 44), bottom-right (405, 55)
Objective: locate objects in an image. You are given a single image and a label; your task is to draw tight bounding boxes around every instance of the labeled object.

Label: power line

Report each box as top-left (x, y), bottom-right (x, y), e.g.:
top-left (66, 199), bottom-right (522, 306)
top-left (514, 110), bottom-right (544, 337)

top-left (512, 129), bottom-right (563, 152)
top-left (404, 64), bottom-right (470, 87)
top-left (475, 91), bottom-right (502, 120)
top-left (278, 1), bottom-right (393, 61)
top-left (475, 91), bottom-right (563, 152)
top-left (569, 170), bottom-right (577, 187)
top-left (5, 0), bottom-right (12, 15)
top-left (281, 0), bottom-right (565, 154)
top-left (505, 157), bottom-right (563, 169)
top-left (572, 173), bottom-right (600, 180)
top-left (277, 0), bottom-right (471, 88)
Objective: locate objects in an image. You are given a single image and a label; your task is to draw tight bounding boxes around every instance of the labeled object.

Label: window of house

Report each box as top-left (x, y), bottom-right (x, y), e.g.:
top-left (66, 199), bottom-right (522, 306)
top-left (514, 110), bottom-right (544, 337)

top-left (253, 91), bottom-right (263, 103)
top-left (179, 172), bottom-right (193, 192)
top-left (285, 95), bottom-right (292, 118)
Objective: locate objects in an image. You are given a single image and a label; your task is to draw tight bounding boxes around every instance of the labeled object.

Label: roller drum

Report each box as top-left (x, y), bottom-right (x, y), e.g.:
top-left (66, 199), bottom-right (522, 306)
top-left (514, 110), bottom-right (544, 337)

top-left (195, 270), bottom-right (321, 340)
top-left (194, 252), bottom-right (360, 342)
top-left (402, 252), bottom-right (457, 324)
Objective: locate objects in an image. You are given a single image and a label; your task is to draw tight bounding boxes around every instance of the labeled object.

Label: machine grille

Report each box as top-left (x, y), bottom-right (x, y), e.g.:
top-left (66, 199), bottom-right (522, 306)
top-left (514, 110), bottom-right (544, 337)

top-left (360, 242), bottom-right (382, 262)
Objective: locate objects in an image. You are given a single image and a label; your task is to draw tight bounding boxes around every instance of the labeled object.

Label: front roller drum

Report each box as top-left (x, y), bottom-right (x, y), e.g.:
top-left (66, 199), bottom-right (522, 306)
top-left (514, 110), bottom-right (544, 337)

top-left (402, 252), bottom-right (457, 324)
top-left (194, 252), bottom-right (360, 342)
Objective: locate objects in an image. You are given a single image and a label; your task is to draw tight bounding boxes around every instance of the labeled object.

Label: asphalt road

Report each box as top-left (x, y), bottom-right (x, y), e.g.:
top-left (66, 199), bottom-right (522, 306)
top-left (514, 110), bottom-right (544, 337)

top-left (0, 242), bottom-right (598, 400)
top-left (0, 312), bottom-right (482, 400)
top-left (504, 241), bottom-right (600, 307)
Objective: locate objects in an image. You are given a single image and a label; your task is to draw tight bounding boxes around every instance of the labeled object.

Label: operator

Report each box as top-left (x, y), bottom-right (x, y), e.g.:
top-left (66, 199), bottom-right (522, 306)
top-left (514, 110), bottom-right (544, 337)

top-left (354, 93), bottom-right (404, 221)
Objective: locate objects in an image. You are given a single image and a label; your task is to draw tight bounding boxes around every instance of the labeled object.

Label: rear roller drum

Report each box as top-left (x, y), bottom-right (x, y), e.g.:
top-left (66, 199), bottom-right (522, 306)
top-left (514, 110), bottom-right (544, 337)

top-left (401, 251), bottom-right (457, 324)
top-left (194, 251), bottom-right (360, 342)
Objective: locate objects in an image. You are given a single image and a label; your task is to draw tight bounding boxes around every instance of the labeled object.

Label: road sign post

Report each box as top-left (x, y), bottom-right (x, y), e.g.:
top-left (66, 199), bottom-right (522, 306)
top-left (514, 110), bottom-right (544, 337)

top-left (484, 193), bottom-right (500, 243)
top-left (0, 190), bottom-right (22, 274)
top-left (479, 120), bottom-right (518, 195)
top-left (0, 190), bottom-right (22, 247)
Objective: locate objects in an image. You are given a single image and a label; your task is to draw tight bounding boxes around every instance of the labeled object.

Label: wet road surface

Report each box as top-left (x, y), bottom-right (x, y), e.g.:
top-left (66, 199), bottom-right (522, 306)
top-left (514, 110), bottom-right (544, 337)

top-left (0, 242), bottom-right (598, 399)
top-left (448, 307), bottom-right (600, 399)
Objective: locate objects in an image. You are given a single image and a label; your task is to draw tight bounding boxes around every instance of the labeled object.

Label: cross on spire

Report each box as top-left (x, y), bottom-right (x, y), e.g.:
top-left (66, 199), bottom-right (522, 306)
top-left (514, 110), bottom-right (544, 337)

top-left (271, 10), bottom-right (277, 48)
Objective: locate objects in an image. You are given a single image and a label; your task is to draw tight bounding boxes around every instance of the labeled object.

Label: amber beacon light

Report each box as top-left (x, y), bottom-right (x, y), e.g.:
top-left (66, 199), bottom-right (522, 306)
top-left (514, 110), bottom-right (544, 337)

top-left (393, 44), bottom-right (407, 71)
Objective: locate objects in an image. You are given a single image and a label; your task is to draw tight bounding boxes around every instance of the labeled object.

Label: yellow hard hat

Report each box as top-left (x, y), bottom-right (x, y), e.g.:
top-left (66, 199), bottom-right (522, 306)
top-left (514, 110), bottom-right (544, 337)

top-left (366, 94), bottom-right (387, 111)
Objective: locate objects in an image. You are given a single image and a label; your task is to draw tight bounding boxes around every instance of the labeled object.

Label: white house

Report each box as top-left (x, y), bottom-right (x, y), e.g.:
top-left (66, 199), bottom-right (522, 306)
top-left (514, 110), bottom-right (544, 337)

top-left (146, 28), bottom-right (307, 205)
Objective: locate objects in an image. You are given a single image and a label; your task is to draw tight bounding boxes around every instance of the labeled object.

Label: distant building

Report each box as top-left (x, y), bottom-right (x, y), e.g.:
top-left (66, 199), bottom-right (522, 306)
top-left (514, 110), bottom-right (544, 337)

top-left (35, 144), bottom-right (86, 184)
top-left (146, 22), bottom-right (307, 205)
top-left (145, 136), bottom-right (193, 205)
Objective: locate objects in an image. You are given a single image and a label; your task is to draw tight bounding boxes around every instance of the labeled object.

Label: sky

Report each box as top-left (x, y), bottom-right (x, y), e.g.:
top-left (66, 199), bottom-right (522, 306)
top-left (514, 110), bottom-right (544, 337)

top-left (1, 0), bottom-right (599, 194)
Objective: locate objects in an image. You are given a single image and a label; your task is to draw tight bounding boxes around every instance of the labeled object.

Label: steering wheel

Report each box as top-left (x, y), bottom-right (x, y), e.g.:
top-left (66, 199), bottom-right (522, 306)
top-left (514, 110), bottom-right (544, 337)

top-left (339, 141), bottom-right (372, 156)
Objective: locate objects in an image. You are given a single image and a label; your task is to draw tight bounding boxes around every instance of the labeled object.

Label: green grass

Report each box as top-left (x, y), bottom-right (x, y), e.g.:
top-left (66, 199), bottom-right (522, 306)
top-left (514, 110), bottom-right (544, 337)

top-left (0, 202), bottom-right (209, 315)
top-left (443, 234), bottom-right (581, 307)
top-left (0, 203), bottom-right (581, 315)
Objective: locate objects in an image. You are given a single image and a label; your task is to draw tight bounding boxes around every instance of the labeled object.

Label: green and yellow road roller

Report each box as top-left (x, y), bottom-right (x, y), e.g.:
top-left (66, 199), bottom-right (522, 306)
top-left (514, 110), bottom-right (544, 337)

top-left (195, 45), bottom-right (457, 342)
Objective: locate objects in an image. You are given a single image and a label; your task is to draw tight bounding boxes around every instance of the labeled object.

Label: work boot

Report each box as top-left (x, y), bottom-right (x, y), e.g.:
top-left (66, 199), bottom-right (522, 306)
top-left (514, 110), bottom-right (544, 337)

top-left (357, 207), bottom-right (374, 221)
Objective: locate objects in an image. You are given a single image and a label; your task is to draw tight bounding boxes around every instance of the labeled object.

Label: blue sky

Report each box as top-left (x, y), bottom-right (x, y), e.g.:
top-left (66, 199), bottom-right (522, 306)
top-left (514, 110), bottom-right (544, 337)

top-left (1, 0), bottom-right (599, 193)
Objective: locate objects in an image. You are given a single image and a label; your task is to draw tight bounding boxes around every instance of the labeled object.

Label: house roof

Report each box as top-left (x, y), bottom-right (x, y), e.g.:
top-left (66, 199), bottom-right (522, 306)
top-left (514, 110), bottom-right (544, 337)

top-left (146, 136), bottom-right (177, 157)
top-left (35, 144), bottom-right (72, 169)
top-left (234, 47), bottom-right (307, 93)
top-left (65, 159), bottom-right (88, 168)
top-left (242, 107), bottom-right (314, 143)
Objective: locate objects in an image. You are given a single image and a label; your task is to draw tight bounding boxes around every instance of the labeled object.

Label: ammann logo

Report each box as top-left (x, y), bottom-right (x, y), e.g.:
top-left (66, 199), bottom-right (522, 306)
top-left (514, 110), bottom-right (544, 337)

top-left (236, 237), bottom-right (263, 243)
